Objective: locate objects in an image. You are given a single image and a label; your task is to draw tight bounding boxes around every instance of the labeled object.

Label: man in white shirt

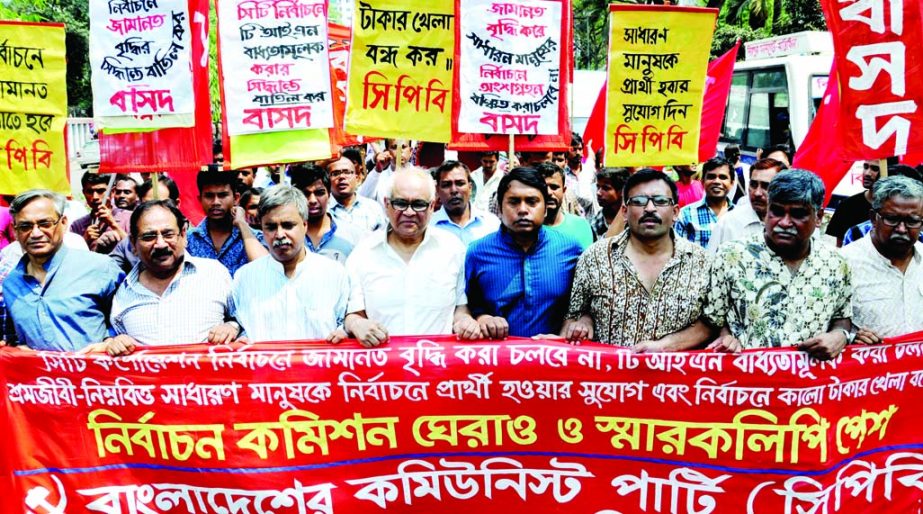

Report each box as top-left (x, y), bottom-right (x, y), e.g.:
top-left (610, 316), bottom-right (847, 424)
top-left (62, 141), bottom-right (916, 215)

top-left (431, 160), bottom-right (500, 246)
top-left (345, 167), bottom-right (481, 346)
top-left (841, 176), bottom-right (923, 342)
top-left (232, 186), bottom-right (350, 342)
top-left (471, 151), bottom-right (501, 212)
top-left (708, 158), bottom-right (786, 253)
top-left (326, 155), bottom-right (386, 232)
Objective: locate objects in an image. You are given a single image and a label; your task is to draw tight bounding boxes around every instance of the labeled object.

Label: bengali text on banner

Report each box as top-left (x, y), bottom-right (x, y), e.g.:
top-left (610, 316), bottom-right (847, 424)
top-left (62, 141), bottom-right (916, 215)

top-left (819, 0), bottom-right (923, 160)
top-left (0, 22), bottom-right (69, 195)
top-left (605, 6), bottom-right (716, 167)
top-left (344, 0), bottom-right (455, 142)
top-left (2, 335), bottom-right (923, 513)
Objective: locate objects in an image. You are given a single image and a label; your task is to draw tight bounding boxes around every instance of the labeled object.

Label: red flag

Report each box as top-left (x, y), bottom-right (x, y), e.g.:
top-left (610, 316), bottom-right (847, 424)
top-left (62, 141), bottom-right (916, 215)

top-left (582, 80), bottom-right (607, 155)
top-left (698, 40), bottom-right (740, 162)
top-left (792, 62), bottom-right (852, 207)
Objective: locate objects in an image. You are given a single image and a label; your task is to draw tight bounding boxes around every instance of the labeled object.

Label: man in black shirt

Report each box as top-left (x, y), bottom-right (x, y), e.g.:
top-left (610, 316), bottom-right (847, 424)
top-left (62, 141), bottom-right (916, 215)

top-left (826, 160), bottom-right (880, 246)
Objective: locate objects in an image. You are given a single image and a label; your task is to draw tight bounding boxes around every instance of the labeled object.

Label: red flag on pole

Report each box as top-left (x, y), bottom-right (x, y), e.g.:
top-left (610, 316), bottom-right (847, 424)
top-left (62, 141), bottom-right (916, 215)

top-left (698, 40), bottom-right (741, 162)
top-left (582, 79), bottom-right (607, 155)
top-left (792, 62), bottom-right (852, 207)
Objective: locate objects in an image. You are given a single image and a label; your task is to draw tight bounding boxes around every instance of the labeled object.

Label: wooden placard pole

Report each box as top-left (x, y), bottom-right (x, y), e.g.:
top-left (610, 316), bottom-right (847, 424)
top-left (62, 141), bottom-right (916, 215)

top-left (879, 158), bottom-right (888, 178)
top-left (508, 134), bottom-right (515, 169)
top-left (151, 172), bottom-right (160, 199)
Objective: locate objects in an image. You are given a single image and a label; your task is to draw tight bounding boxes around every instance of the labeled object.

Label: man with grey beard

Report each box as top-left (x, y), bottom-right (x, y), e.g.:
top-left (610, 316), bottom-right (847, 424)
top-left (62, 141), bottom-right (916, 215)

top-left (703, 170), bottom-right (855, 361)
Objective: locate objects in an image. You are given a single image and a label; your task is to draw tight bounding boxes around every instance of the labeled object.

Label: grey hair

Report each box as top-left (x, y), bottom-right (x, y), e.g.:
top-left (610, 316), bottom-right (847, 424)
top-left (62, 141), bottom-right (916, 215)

top-left (9, 189), bottom-right (66, 219)
top-left (383, 167), bottom-right (436, 202)
top-left (257, 184), bottom-right (308, 221)
top-left (871, 175), bottom-right (923, 210)
top-left (767, 169), bottom-right (825, 213)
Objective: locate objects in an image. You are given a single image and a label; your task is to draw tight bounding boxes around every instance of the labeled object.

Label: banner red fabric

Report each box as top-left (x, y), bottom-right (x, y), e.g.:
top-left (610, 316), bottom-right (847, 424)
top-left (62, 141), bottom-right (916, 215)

top-left (792, 62), bottom-right (852, 207)
top-left (582, 79), bottom-right (607, 155)
top-left (98, 0), bottom-right (213, 174)
top-left (2, 336), bottom-right (923, 513)
top-left (698, 40), bottom-right (740, 162)
top-left (819, 0), bottom-right (923, 160)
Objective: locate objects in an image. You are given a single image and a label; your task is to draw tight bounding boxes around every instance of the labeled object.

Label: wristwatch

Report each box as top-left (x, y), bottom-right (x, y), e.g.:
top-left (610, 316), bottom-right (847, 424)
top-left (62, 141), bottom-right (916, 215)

top-left (836, 327), bottom-right (856, 344)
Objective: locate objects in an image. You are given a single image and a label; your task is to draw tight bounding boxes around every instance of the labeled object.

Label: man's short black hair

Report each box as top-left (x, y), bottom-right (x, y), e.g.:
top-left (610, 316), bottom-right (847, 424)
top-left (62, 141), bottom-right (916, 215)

top-left (81, 172), bottom-right (109, 189)
top-left (481, 150), bottom-right (499, 159)
top-left (290, 163), bottom-right (330, 192)
top-left (622, 168), bottom-right (679, 202)
top-left (239, 187), bottom-right (263, 208)
top-left (764, 144), bottom-right (792, 163)
top-left (115, 176), bottom-right (139, 191)
top-left (196, 170), bottom-right (236, 195)
top-left (341, 148), bottom-right (363, 173)
top-left (571, 132), bottom-right (583, 147)
top-left (535, 162), bottom-right (565, 182)
top-left (701, 156), bottom-right (731, 176)
top-left (130, 199), bottom-right (187, 241)
top-left (596, 167), bottom-right (630, 192)
top-left (434, 160), bottom-right (471, 182)
top-left (138, 176), bottom-right (180, 202)
top-left (497, 167), bottom-right (550, 205)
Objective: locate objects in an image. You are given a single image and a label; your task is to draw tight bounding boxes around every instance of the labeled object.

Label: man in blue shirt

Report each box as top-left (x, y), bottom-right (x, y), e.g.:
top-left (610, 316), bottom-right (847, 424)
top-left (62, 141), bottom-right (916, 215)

top-left (465, 167), bottom-right (583, 338)
top-left (431, 160), bottom-right (500, 246)
top-left (674, 157), bottom-right (734, 248)
top-left (2, 190), bottom-right (124, 351)
top-left (291, 163), bottom-right (366, 264)
top-left (186, 170), bottom-right (267, 276)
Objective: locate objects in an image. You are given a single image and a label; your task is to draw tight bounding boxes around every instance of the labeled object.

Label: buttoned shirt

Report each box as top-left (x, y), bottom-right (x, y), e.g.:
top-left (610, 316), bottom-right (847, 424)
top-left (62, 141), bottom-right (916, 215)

top-left (305, 214), bottom-right (367, 264)
top-left (2, 247), bottom-right (125, 351)
top-left (674, 198), bottom-right (733, 248)
top-left (566, 230), bottom-right (711, 346)
top-left (840, 237), bottom-right (923, 337)
top-left (703, 234), bottom-right (852, 349)
top-left (70, 209), bottom-right (132, 253)
top-left (467, 227), bottom-right (582, 337)
top-left (231, 251), bottom-right (350, 342)
top-left (329, 195), bottom-right (386, 232)
top-left (112, 255), bottom-right (232, 345)
top-left (842, 220), bottom-right (923, 246)
top-left (707, 202), bottom-right (762, 253)
top-left (186, 219), bottom-right (265, 277)
top-left (430, 204), bottom-right (500, 246)
top-left (471, 167), bottom-right (503, 213)
top-left (346, 228), bottom-right (466, 335)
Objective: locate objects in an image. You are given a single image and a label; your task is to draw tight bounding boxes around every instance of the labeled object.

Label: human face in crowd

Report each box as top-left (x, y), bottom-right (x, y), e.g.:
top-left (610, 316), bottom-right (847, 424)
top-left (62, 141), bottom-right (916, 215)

top-left (262, 203), bottom-right (308, 265)
top-left (623, 180), bottom-right (678, 241)
top-left (500, 180), bottom-right (546, 238)
top-left (522, 152), bottom-right (552, 166)
top-left (552, 153), bottom-right (567, 169)
top-left (568, 141), bottom-right (584, 161)
top-left (141, 183), bottom-right (172, 203)
top-left (765, 150), bottom-right (790, 167)
top-left (596, 177), bottom-right (621, 210)
top-left (764, 201), bottom-right (822, 259)
top-left (199, 184), bottom-right (237, 222)
top-left (674, 164), bottom-right (695, 177)
top-left (862, 160), bottom-right (881, 190)
top-left (437, 167), bottom-right (472, 218)
top-left (328, 157), bottom-right (359, 201)
top-left (83, 181), bottom-right (109, 213)
top-left (748, 167), bottom-right (781, 220)
top-left (702, 165), bottom-right (733, 202)
top-left (243, 193), bottom-right (261, 227)
top-left (113, 179), bottom-right (139, 210)
top-left (14, 198), bottom-right (66, 261)
top-left (385, 175), bottom-right (434, 241)
top-left (871, 196), bottom-right (923, 258)
top-left (544, 173), bottom-right (566, 218)
top-left (480, 153), bottom-right (498, 174)
top-left (134, 206), bottom-right (187, 276)
top-left (236, 168), bottom-right (255, 189)
top-left (301, 179), bottom-right (329, 222)
top-left (387, 140), bottom-right (412, 163)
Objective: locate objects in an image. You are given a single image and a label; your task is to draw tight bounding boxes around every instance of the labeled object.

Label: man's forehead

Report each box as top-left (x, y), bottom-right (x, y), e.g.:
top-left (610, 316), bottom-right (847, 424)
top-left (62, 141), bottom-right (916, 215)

top-left (329, 157), bottom-right (354, 171)
top-left (263, 204), bottom-right (303, 221)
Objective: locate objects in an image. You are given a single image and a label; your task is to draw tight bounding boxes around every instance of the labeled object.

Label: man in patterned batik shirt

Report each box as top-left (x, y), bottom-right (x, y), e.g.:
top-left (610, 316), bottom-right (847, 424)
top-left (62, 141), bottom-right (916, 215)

top-left (703, 170), bottom-right (854, 361)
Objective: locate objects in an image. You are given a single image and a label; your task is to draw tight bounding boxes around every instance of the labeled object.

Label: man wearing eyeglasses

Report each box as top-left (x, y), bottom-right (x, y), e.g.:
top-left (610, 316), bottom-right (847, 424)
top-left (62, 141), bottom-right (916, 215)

top-left (2, 190), bottom-right (124, 351)
top-left (826, 160), bottom-right (882, 246)
top-left (82, 200), bottom-right (239, 356)
top-left (344, 168), bottom-right (481, 346)
top-left (326, 155), bottom-right (386, 232)
top-left (841, 176), bottom-right (923, 343)
top-left (707, 158), bottom-right (786, 252)
top-left (704, 170), bottom-right (854, 360)
top-left (563, 169), bottom-right (713, 351)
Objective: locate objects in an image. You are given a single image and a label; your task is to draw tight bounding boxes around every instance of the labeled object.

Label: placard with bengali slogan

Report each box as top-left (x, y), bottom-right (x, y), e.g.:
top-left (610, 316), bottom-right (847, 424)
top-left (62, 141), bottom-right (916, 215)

top-left (3, 335), bottom-right (923, 513)
top-left (344, 0), bottom-right (455, 142)
top-left (89, 0), bottom-right (196, 130)
top-left (217, 0), bottom-right (334, 136)
top-left (0, 22), bottom-right (69, 195)
top-left (605, 6), bottom-right (716, 167)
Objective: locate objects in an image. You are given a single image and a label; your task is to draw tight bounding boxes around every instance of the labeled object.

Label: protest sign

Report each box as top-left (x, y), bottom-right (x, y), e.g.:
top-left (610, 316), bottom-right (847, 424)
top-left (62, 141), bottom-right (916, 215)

top-left (819, 0), bottom-right (923, 159)
top-left (90, 0), bottom-right (196, 129)
top-left (2, 335), bottom-right (923, 513)
top-left (217, 0), bottom-right (334, 136)
top-left (344, 0), bottom-right (455, 142)
top-left (0, 22), bottom-right (69, 194)
top-left (605, 6), bottom-right (716, 167)
top-left (327, 22), bottom-right (369, 147)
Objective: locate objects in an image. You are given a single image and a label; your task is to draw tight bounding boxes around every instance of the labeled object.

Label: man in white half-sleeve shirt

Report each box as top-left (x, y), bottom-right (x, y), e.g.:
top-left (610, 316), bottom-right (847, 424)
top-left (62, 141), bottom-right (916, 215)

top-left (232, 185), bottom-right (350, 342)
top-left (344, 167), bottom-right (481, 346)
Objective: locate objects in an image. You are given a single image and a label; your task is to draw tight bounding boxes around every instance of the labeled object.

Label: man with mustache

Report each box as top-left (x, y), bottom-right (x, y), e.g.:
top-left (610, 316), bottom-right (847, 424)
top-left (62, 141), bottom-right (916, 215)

top-left (707, 158), bottom-right (786, 252)
top-left (826, 160), bottom-right (882, 246)
top-left (431, 160), bottom-right (499, 246)
top-left (326, 155), bottom-right (385, 232)
top-left (113, 177), bottom-right (139, 211)
top-left (704, 170), bottom-right (854, 360)
top-left (537, 162), bottom-right (593, 249)
top-left (841, 176), bottom-right (923, 342)
top-left (674, 157), bottom-right (734, 248)
top-left (186, 170), bottom-right (267, 277)
top-left (232, 185), bottom-right (351, 342)
top-left (465, 167), bottom-right (583, 338)
top-left (562, 169), bottom-right (713, 351)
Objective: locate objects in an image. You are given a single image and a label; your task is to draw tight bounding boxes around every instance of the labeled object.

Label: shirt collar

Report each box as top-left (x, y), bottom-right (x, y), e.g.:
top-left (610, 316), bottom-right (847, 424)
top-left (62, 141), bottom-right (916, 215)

top-left (498, 225), bottom-right (546, 254)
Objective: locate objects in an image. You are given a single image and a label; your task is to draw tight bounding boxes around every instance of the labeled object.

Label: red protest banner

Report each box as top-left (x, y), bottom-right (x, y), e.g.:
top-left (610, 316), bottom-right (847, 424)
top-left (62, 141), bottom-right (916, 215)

top-left (819, 0), bottom-right (923, 160)
top-left (2, 336), bottom-right (923, 513)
